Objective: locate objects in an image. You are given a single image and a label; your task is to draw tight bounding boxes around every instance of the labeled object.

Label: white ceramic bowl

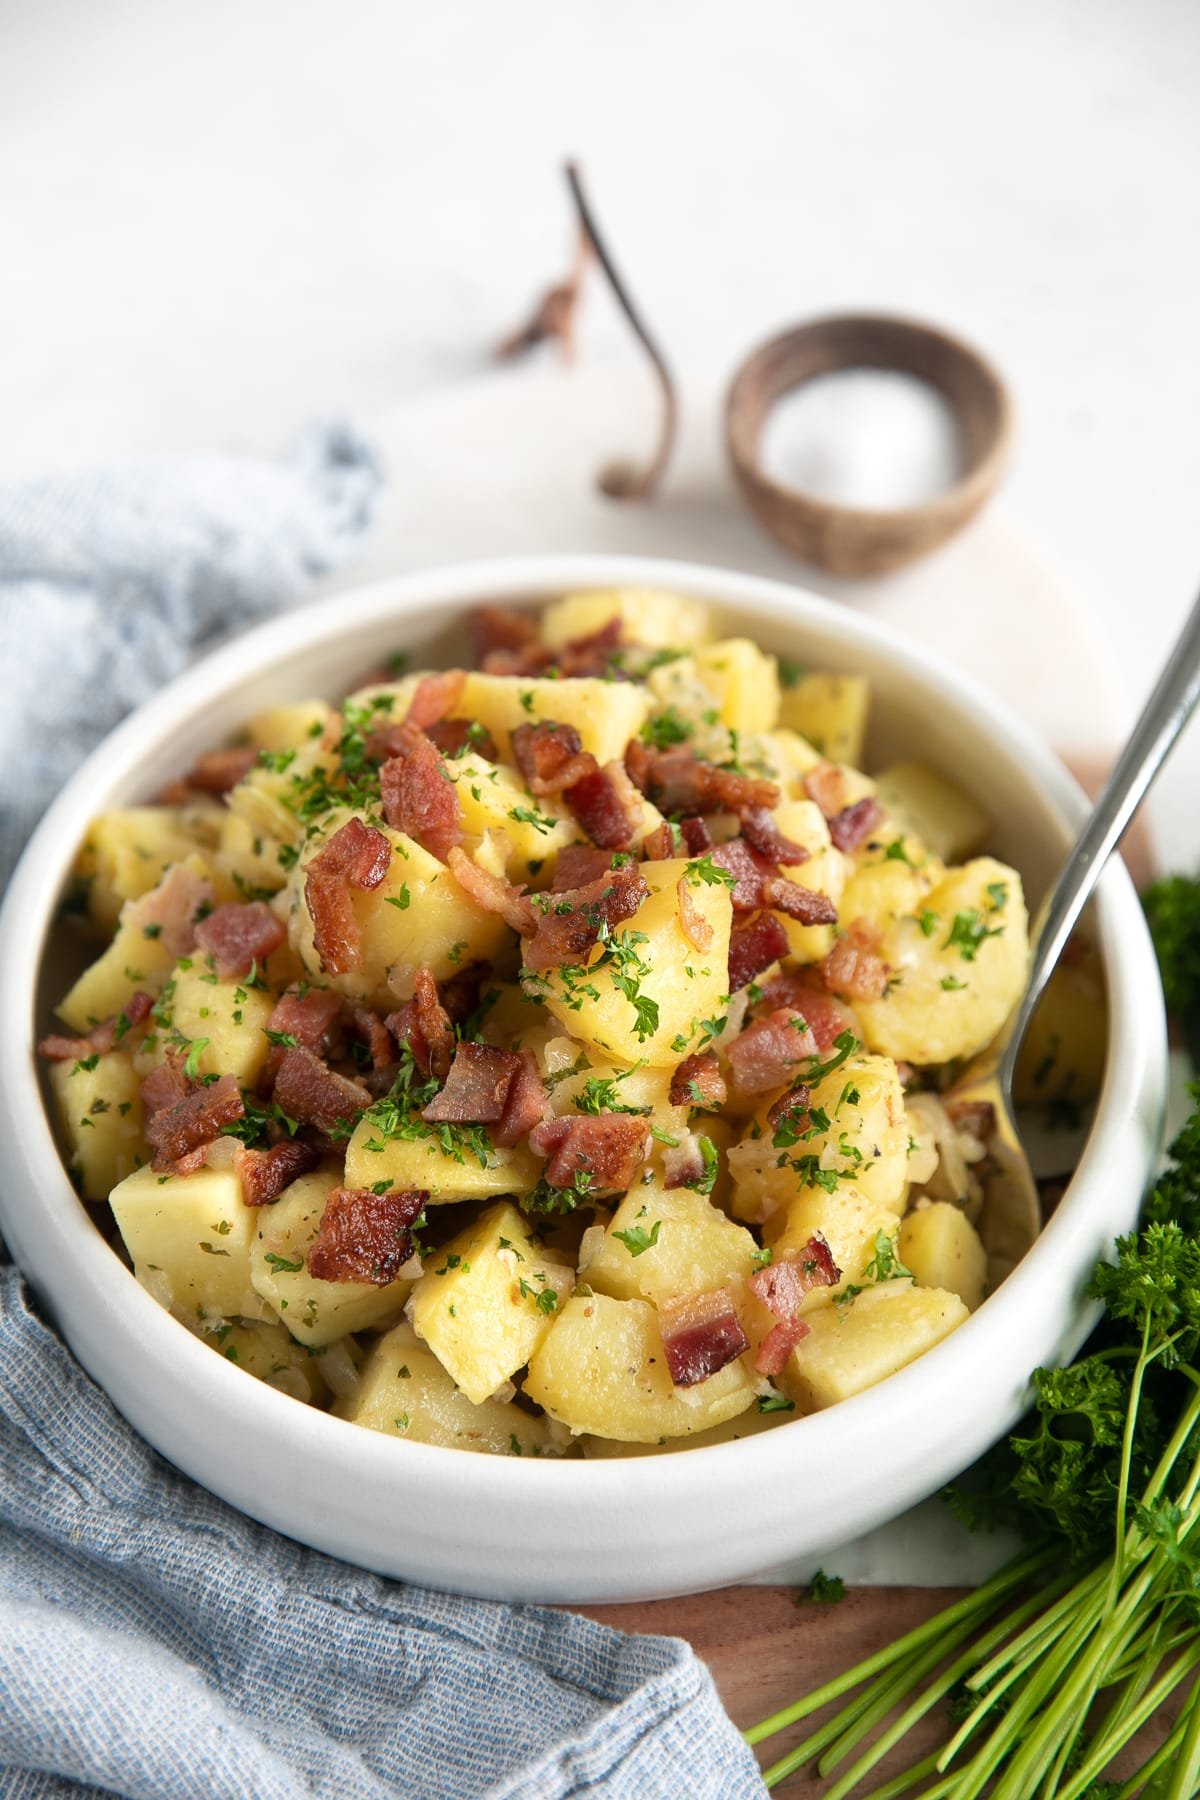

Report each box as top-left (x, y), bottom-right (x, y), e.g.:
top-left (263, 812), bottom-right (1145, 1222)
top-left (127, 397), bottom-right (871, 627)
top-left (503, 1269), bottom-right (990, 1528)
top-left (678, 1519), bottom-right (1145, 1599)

top-left (0, 555), bottom-right (1167, 1604)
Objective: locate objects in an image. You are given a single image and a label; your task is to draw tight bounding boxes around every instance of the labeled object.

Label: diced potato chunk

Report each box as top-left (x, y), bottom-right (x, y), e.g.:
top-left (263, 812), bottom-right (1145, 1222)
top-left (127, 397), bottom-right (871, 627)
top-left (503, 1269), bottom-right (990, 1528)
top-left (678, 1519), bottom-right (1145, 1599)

top-left (342, 1112), bottom-right (540, 1203)
top-left (874, 763), bottom-right (990, 864)
top-left (541, 589), bottom-right (712, 652)
top-left (110, 1164), bottom-right (264, 1323)
top-left (148, 964), bottom-right (276, 1088)
top-left (57, 869), bottom-right (196, 1032)
top-left (287, 810), bottom-right (509, 1008)
top-left (408, 1200), bottom-right (573, 1403)
top-left (580, 1183), bottom-right (758, 1305)
top-left (780, 1280), bottom-right (969, 1411)
top-left (770, 799), bottom-right (847, 963)
top-left (197, 1316), bottom-right (326, 1403)
top-left (779, 672), bottom-right (870, 766)
top-left (48, 1051), bottom-right (145, 1200)
top-left (899, 1202), bottom-right (988, 1311)
top-left (525, 1293), bottom-right (755, 1442)
top-left (533, 859), bottom-right (732, 1068)
top-left (854, 859), bottom-right (1029, 1066)
top-left (693, 639), bottom-right (781, 734)
top-left (244, 700), bottom-right (332, 752)
top-left (1013, 945), bottom-right (1107, 1106)
top-left (216, 811), bottom-right (290, 898)
top-left (445, 752), bottom-right (578, 879)
top-left (342, 1323), bottom-right (562, 1455)
top-left (226, 739), bottom-right (335, 846)
top-left (764, 1190), bottom-right (903, 1301)
top-left (455, 673), bottom-right (650, 766)
top-left (250, 1169), bottom-right (413, 1347)
top-left (75, 805), bottom-right (221, 933)
top-left (579, 1401), bottom-right (786, 1455)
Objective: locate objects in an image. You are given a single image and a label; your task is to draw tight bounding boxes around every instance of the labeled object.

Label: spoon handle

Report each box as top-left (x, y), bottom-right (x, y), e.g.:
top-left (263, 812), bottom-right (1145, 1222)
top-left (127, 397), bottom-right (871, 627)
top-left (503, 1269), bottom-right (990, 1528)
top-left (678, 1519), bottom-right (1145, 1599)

top-left (1003, 588), bottom-right (1200, 1079)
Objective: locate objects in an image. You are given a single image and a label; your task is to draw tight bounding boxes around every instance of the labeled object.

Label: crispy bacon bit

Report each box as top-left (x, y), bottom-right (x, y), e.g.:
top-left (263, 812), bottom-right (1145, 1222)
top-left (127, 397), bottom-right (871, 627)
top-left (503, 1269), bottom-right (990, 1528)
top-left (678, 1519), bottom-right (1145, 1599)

top-left (425, 717), bottom-right (494, 759)
top-left (828, 797), bottom-right (885, 854)
top-left (139, 1054), bottom-right (192, 1120)
top-left (405, 669), bottom-right (466, 731)
top-left (446, 845), bottom-right (535, 937)
top-left (662, 1134), bottom-right (707, 1189)
top-left (493, 1050), bottom-right (550, 1148)
top-left (385, 968), bottom-right (455, 1083)
top-left (726, 1008), bottom-right (818, 1096)
top-left (766, 1083), bottom-right (811, 1134)
top-left (272, 1047), bottom-right (370, 1135)
top-left (567, 761), bottom-right (642, 850)
top-left (750, 972), bottom-right (857, 1050)
top-left (524, 866), bottom-right (650, 973)
top-left (478, 616), bottom-right (624, 679)
top-left (194, 901), bottom-right (285, 979)
top-left (146, 1074), bottom-right (245, 1172)
top-left (821, 920), bottom-right (889, 1003)
top-left (551, 844), bottom-right (619, 890)
top-left (728, 912), bottom-right (790, 992)
top-left (640, 821), bottom-right (677, 861)
top-left (803, 763), bottom-right (852, 818)
top-left (511, 720), bottom-right (596, 796)
top-left (677, 874), bottom-right (714, 952)
top-left (235, 1140), bottom-right (321, 1206)
top-left (680, 816), bottom-right (713, 854)
top-left (946, 1099), bottom-right (997, 1145)
top-left (348, 1005), bottom-right (395, 1072)
top-left (710, 838), bottom-right (776, 912)
top-left (740, 807), bottom-right (810, 866)
top-left (625, 742), bottom-right (780, 816)
top-left (755, 1319), bottom-right (811, 1377)
top-left (305, 817), bottom-right (393, 976)
top-left (659, 1289), bottom-right (749, 1388)
top-left (262, 985), bottom-right (343, 1082)
top-left (670, 1051), bottom-right (726, 1110)
top-left (438, 961), bottom-right (491, 1026)
top-left (180, 745), bottom-right (260, 797)
top-left (760, 877), bottom-right (838, 927)
top-left (38, 990), bottom-right (153, 1063)
top-left (379, 733), bottom-right (463, 865)
top-left (128, 864), bottom-right (215, 958)
top-left (422, 1042), bottom-right (522, 1124)
top-left (528, 1113), bottom-right (648, 1193)
top-left (306, 1186), bottom-right (427, 1286)
top-left (471, 605), bottom-right (541, 666)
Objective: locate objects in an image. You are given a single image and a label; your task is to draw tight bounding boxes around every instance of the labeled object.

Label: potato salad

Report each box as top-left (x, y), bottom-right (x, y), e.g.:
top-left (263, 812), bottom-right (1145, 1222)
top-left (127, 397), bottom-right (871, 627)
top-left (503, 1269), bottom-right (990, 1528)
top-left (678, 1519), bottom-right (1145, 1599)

top-left (39, 590), bottom-right (1102, 1457)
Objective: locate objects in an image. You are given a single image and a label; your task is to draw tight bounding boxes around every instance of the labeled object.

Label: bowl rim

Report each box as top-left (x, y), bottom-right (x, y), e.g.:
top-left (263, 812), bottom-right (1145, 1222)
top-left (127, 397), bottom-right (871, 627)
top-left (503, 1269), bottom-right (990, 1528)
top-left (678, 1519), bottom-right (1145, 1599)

top-left (0, 553), bottom-right (1167, 1557)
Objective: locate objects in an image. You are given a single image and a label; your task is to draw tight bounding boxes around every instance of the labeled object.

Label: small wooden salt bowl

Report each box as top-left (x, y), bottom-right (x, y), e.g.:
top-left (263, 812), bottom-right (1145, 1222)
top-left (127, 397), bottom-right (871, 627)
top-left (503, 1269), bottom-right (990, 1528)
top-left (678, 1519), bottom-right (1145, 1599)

top-left (725, 313), bottom-right (1015, 577)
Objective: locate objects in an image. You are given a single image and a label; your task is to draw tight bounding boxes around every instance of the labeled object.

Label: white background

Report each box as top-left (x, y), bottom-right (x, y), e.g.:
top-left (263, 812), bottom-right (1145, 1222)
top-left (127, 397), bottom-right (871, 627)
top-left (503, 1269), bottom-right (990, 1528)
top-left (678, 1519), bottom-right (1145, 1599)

top-left (3, 0), bottom-right (1198, 861)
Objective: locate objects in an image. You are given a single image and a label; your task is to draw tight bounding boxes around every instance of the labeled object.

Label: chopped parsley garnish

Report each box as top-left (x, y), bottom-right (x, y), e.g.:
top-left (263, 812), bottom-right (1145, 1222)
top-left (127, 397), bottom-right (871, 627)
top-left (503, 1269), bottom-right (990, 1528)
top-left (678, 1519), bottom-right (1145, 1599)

top-left (612, 1220), bottom-right (662, 1257)
top-left (944, 908), bottom-right (1004, 961)
top-left (639, 706), bottom-right (693, 749)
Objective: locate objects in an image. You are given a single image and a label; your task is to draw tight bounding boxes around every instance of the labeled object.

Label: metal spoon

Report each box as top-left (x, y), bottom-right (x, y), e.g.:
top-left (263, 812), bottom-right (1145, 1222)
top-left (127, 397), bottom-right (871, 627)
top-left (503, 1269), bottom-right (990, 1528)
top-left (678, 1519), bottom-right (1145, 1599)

top-left (949, 590), bottom-right (1200, 1284)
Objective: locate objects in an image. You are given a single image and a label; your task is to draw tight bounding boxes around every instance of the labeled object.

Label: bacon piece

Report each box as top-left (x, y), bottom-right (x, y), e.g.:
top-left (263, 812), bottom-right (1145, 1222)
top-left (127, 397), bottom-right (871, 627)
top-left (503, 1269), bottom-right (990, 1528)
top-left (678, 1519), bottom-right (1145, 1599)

top-left (681, 817), bottom-right (713, 854)
top-left (821, 920), bottom-right (889, 1003)
top-left (38, 990), bottom-right (153, 1062)
top-left (262, 985), bottom-right (344, 1082)
top-left (422, 1043), bottom-right (522, 1124)
top-left (946, 1099), bottom-right (997, 1145)
top-left (379, 733), bottom-right (462, 865)
top-left (446, 845), bottom-right (535, 936)
top-left (670, 1051), bottom-right (726, 1110)
top-left (524, 866), bottom-right (650, 973)
top-left (272, 1047), bottom-right (370, 1135)
top-left (438, 962), bottom-right (491, 1026)
top-left (528, 1113), bottom-right (648, 1193)
top-left (803, 763), bottom-right (852, 818)
top-left (748, 1236), bottom-right (840, 1374)
top-left (425, 718), bottom-right (497, 760)
top-left (493, 1050), bottom-right (550, 1147)
top-left (471, 604), bottom-right (541, 665)
top-left (194, 901), bottom-right (285, 979)
top-left (128, 863), bottom-right (215, 958)
top-left (740, 807), bottom-right (810, 866)
top-left (728, 912), bottom-right (790, 992)
top-left (348, 1005), bottom-right (395, 1072)
top-left (385, 968), bottom-right (455, 1083)
top-left (640, 821), bottom-right (677, 861)
top-left (760, 877), bottom-right (838, 927)
top-left (180, 745), bottom-right (260, 796)
top-left (662, 1134), bottom-right (707, 1189)
top-left (235, 1139), bottom-right (321, 1206)
top-left (551, 844), bottom-right (619, 890)
top-left (567, 761), bottom-right (642, 851)
top-left (305, 817), bottom-right (393, 976)
top-left (828, 797), bottom-right (885, 854)
top-left (726, 1008), bottom-right (818, 1097)
top-left (709, 838), bottom-right (776, 912)
top-left (625, 742), bottom-right (780, 816)
top-left (750, 971), bottom-right (857, 1050)
top-left (146, 1074), bottom-right (245, 1172)
top-left (139, 1053), bottom-right (192, 1120)
top-left (511, 721), bottom-right (597, 796)
top-left (766, 1083), bottom-right (811, 1134)
top-left (306, 1186), bottom-right (427, 1285)
top-left (676, 874), bottom-right (714, 952)
top-left (755, 1318), bottom-right (811, 1377)
top-left (405, 669), bottom-right (466, 731)
top-left (659, 1289), bottom-right (749, 1388)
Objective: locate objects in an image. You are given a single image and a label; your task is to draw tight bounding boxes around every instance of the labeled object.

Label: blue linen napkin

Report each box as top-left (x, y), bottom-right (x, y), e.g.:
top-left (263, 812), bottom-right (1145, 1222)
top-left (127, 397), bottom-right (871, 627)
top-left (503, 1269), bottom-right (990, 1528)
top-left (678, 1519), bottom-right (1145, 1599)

top-left (0, 428), bottom-right (768, 1800)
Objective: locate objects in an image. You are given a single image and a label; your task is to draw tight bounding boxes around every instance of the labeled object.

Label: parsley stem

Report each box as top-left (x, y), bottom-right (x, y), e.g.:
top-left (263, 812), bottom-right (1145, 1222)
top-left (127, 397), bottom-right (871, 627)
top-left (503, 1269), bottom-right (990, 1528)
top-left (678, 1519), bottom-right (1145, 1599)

top-left (1164, 1663), bottom-right (1200, 1800)
top-left (853, 1751), bottom-right (945, 1800)
top-left (1059, 1641), bottom-right (1200, 1800)
top-left (816, 1614), bottom-right (985, 1780)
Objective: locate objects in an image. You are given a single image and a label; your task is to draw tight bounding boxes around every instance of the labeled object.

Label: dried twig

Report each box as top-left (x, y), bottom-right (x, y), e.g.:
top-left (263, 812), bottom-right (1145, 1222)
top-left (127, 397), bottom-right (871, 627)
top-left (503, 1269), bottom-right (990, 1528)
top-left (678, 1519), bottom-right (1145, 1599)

top-left (496, 229), bottom-right (591, 363)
